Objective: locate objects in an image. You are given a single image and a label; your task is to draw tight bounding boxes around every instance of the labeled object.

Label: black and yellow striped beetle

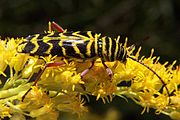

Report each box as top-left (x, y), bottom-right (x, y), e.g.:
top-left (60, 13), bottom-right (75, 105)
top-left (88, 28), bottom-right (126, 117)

top-left (17, 21), bottom-right (170, 102)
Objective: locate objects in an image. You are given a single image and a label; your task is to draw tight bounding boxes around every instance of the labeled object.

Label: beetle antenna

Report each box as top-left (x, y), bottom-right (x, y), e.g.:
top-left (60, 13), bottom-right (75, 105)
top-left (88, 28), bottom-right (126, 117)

top-left (127, 55), bottom-right (170, 104)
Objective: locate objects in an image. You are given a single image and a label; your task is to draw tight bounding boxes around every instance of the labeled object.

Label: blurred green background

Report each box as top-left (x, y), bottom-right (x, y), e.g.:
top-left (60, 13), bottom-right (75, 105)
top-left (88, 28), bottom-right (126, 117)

top-left (0, 0), bottom-right (179, 120)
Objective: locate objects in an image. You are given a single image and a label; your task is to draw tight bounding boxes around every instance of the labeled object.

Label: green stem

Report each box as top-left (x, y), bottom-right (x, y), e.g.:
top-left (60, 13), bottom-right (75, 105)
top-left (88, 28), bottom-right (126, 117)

top-left (0, 83), bottom-right (31, 99)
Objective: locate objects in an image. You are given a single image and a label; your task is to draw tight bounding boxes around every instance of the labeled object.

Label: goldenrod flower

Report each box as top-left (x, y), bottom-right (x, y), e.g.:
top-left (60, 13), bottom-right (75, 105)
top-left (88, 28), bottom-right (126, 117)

top-left (0, 28), bottom-right (180, 120)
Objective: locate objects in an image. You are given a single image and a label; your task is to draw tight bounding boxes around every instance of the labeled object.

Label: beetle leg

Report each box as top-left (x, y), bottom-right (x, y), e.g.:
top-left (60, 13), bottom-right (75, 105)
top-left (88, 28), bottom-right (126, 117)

top-left (102, 60), bottom-right (113, 79)
top-left (22, 61), bottom-right (65, 101)
top-left (51, 21), bottom-right (64, 32)
top-left (81, 61), bottom-right (95, 78)
top-left (48, 21), bottom-right (64, 33)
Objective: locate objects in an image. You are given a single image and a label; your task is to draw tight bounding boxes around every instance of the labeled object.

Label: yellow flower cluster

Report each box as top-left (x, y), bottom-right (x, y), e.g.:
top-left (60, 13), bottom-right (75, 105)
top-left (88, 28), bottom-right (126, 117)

top-left (0, 32), bottom-right (180, 119)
